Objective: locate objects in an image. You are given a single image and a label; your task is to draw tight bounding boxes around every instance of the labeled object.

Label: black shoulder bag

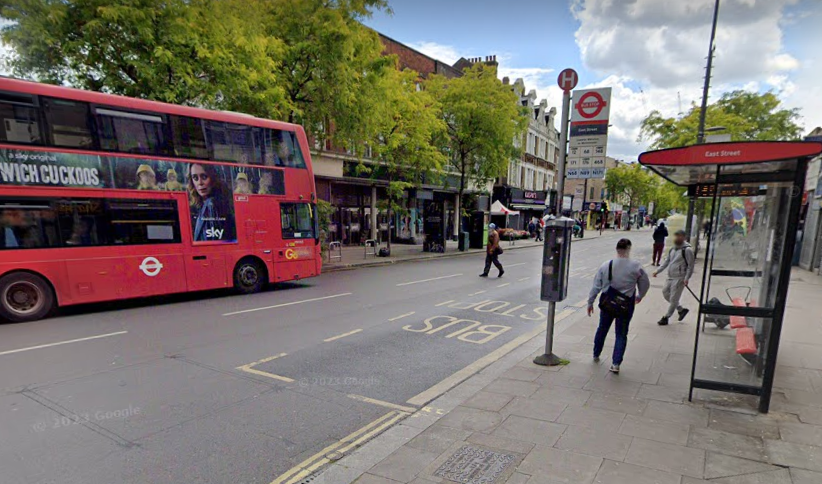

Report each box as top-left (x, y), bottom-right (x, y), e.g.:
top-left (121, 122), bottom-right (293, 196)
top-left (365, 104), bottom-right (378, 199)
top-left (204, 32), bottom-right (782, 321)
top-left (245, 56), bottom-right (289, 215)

top-left (598, 261), bottom-right (634, 318)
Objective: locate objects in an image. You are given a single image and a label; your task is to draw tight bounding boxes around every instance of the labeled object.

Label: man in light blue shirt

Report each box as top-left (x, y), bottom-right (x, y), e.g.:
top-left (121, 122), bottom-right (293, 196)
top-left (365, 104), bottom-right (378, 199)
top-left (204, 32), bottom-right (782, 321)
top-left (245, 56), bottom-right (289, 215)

top-left (587, 238), bottom-right (651, 373)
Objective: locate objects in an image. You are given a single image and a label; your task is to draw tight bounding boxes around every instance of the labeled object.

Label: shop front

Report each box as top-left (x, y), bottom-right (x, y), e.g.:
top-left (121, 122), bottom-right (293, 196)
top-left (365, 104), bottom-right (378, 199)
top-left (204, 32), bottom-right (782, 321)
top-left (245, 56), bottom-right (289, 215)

top-left (493, 187), bottom-right (547, 230)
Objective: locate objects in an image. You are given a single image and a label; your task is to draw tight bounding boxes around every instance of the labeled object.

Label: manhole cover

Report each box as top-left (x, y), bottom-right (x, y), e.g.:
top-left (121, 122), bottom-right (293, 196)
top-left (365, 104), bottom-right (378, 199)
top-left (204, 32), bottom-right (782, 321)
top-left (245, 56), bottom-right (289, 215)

top-left (433, 445), bottom-right (517, 483)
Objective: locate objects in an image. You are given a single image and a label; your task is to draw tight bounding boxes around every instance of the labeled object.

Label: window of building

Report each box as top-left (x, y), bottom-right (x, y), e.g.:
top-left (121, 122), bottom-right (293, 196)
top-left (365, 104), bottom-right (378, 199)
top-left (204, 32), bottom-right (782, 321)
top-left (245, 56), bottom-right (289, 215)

top-left (170, 116), bottom-right (209, 160)
top-left (0, 92), bottom-right (42, 145)
top-left (590, 187), bottom-right (595, 200)
top-left (280, 203), bottom-right (315, 239)
top-left (42, 97), bottom-right (94, 149)
top-left (0, 199), bottom-right (59, 249)
top-left (96, 107), bottom-right (170, 156)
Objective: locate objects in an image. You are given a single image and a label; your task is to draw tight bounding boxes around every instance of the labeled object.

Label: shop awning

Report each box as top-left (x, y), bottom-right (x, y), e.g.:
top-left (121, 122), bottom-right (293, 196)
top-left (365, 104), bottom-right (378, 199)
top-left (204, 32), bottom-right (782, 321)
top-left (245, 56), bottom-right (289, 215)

top-left (510, 204), bottom-right (544, 211)
top-left (490, 200), bottom-right (519, 215)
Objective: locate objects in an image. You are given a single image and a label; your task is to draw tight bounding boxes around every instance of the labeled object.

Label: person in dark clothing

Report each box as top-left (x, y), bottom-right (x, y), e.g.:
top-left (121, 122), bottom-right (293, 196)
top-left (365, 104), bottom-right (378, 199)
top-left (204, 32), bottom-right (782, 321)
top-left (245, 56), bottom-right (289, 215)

top-left (480, 223), bottom-right (504, 278)
top-left (652, 222), bottom-right (668, 266)
top-left (528, 220), bottom-right (536, 238)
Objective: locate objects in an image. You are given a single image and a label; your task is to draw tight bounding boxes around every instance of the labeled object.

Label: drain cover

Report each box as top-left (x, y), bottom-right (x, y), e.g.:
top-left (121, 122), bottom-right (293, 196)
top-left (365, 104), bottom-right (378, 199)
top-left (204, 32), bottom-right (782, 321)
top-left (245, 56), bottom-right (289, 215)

top-left (433, 445), bottom-right (517, 483)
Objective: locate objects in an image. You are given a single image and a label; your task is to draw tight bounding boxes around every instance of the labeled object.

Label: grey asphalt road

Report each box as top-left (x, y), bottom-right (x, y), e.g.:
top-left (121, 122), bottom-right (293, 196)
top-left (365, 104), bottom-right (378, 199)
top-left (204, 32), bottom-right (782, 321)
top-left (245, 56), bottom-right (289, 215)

top-left (0, 228), bottom-right (653, 484)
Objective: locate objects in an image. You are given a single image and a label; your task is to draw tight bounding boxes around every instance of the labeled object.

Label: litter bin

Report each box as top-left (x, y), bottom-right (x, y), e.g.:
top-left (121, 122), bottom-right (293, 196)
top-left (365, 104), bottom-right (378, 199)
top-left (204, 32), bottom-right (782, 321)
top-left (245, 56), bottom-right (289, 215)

top-left (458, 232), bottom-right (469, 251)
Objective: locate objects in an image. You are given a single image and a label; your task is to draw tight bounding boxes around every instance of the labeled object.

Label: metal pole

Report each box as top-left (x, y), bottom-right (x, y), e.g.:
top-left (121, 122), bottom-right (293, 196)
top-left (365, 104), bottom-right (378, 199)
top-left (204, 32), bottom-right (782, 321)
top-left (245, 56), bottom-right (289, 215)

top-left (534, 88), bottom-right (571, 367)
top-left (689, 0), bottom-right (721, 240)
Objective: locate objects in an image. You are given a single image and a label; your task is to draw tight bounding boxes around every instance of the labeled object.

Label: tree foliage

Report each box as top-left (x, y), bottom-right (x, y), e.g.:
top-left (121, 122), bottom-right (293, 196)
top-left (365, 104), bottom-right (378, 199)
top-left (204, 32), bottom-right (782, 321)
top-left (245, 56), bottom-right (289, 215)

top-left (0, 0), bottom-right (285, 112)
top-left (426, 63), bottom-right (528, 219)
top-left (605, 163), bottom-right (654, 214)
top-left (650, 179), bottom-right (688, 218)
top-left (639, 90), bottom-right (803, 149)
top-left (361, 67), bottom-right (447, 248)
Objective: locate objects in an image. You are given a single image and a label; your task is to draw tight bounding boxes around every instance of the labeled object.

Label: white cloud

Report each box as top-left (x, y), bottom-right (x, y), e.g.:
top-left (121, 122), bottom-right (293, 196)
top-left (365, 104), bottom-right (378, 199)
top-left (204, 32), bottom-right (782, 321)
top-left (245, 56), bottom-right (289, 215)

top-left (406, 41), bottom-right (462, 65)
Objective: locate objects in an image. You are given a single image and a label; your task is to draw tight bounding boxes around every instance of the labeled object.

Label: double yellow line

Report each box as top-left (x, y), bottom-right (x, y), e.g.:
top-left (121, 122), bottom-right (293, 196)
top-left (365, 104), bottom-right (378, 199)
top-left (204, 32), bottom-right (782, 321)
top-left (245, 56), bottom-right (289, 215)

top-left (270, 410), bottom-right (408, 484)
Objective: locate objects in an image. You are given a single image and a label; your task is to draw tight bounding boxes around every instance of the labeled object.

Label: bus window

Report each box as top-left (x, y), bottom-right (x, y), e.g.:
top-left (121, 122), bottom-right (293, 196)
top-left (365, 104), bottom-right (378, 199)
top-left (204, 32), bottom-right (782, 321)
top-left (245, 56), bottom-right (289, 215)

top-left (0, 200), bottom-right (59, 249)
top-left (262, 129), bottom-right (306, 168)
top-left (204, 121), bottom-right (260, 164)
top-left (170, 116), bottom-right (209, 160)
top-left (42, 97), bottom-right (95, 149)
top-left (56, 199), bottom-right (107, 246)
top-left (0, 92), bottom-right (42, 145)
top-left (280, 203), bottom-right (314, 239)
top-left (95, 107), bottom-right (171, 156)
top-left (107, 199), bottom-right (180, 245)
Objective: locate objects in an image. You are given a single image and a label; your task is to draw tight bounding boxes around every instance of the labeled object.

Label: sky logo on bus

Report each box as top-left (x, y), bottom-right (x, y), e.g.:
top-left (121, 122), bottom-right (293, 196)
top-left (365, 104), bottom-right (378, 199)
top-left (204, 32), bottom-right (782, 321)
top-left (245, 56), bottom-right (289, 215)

top-left (205, 228), bottom-right (224, 239)
top-left (139, 257), bottom-right (164, 277)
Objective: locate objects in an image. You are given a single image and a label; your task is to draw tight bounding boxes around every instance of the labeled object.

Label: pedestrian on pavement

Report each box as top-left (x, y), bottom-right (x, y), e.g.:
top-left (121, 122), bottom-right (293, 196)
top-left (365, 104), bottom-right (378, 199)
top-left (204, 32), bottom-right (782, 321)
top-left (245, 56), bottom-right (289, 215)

top-left (480, 223), bottom-right (504, 278)
top-left (652, 221), bottom-right (668, 266)
top-left (535, 218), bottom-right (544, 242)
top-left (653, 229), bottom-right (695, 326)
top-left (587, 238), bottom-right (650, 374)
top-left (528, 219), bottom-right (536, 238)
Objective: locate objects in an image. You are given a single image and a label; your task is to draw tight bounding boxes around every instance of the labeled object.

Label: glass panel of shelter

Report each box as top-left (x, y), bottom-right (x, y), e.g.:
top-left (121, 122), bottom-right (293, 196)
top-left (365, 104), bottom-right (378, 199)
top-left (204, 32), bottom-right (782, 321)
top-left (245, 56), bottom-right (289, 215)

top-left (695, 178), bottom-right (795, 389)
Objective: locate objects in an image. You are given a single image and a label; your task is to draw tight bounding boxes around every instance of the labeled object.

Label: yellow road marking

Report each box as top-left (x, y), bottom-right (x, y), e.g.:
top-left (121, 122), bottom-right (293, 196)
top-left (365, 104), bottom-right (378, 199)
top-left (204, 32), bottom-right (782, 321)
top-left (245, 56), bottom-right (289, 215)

top-left (323, 329), bottom-right (362, 342)
top-left (496, 283), bottom-right (510, 288)
top-left (436, 300), bottom-right (455, 307)
top-left (506, 262), bottom-right (527, 268)
top-left (236, 353), bottom-right (295, 383)
top-left (406, 306), bottom-right (577, 406)
top-left (517, 277), bottom-right (530, 282)
top-left (388, 312), bottom-right (416, 321)
top-left (347, 394), bottom-right (417, 413)
top-left (468, 290), bottom-right (486, 296)
top-left (223, 293), bottom-right (352, 316)
top-left (269, 411), bottom-right (403, 484)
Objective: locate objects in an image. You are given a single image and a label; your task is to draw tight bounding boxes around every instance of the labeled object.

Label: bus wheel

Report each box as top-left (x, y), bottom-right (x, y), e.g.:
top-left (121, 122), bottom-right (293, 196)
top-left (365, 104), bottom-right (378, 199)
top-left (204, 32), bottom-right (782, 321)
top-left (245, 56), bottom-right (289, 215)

top-left (0, 272), bottom-right (55, 323)
top-left (233, 259), bottom-right (267, 294)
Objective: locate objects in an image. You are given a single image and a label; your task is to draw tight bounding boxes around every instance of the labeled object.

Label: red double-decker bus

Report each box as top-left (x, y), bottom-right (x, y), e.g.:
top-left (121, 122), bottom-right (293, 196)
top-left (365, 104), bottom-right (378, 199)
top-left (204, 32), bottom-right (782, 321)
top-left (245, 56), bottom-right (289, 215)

top-left (0, 78), bottom-right (321, 322)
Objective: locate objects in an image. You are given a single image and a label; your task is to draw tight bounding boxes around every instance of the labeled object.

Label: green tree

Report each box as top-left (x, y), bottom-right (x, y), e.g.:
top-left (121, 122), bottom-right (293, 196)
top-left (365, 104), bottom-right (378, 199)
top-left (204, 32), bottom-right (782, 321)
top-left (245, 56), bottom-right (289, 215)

top-left (426, 63), bottom-right (528, 229)
top-left (257, 0), bottom-right (391, 146)
top-left (0, 0), bottom-right (284, 112)
top-left (650, 179), bottom-right (688, 219)
top-left (639, 91), bottom-right (803, 149)
top-left (605, 163), bottom-right (654, 228)
top-left (358, 67), bottom-right (447, 250)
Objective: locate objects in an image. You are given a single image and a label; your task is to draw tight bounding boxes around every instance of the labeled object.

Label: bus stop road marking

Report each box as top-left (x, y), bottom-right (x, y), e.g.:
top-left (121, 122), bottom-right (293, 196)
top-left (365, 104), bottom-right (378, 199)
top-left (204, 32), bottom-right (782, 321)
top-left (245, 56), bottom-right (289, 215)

top-left (346, 394), bottom-right (417, 413)
top-left (497, 283), bottom-right (511, 288)
top-left (222, 293), bottom-right (353, 316)
top-left (387, 312), bottom-right (415, 322)
top-left (396, 274), bottom-right (463, 287)
top-left (518, 277), bottom-right (531, 282)
top-left (506, 263), bottom-right (527, 268)
top-left (270, 410), bottom-right (405, 484)
top-left (0, 331), bottom-right (128, 357)
top-left (468, 290), bottom-right (486, 296)
top-left (236, 353), bottom-right (295, 383)
top-left (323, 329), bottom-right (363, 342)
top-left (406, 306), bottom-right (579, 407)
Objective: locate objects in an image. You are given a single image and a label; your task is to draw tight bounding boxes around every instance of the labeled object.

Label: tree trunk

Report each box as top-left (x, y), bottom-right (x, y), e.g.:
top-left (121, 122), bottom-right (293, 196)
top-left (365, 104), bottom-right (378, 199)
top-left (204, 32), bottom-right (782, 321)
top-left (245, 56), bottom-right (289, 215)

top-left (458, 157), bottom-right (466, 240)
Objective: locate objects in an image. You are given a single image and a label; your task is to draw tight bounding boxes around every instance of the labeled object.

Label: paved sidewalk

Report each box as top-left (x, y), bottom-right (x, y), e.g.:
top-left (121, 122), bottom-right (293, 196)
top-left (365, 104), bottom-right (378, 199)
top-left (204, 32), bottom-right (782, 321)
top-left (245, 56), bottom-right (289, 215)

top-left (314, 265), bottom-right (822, 484)
top-left (323, 228), bottom-right (617, 272)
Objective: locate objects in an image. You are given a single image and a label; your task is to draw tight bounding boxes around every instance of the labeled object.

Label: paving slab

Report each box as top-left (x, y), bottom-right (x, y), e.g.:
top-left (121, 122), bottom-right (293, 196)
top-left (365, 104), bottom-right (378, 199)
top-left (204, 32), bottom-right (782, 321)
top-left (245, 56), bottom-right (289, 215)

top-left (625, 437), bottom-right (705, 479)
top-left (704, 453), bottom-right (779, 479)
top-left (790, 468), bottom-right (822, 484)
top-left (529, 385), bottom-right (592, 406)
top-left (407, 425), bottom-right (471, 455)
top-left (491, 415), bottom-right (567, 447)
top-left (778, 420), bottom-right (822, 447)
top-left (687, 427), bottom-right (767, 462)
top-left (705, 469), bottom-right (792, 484)
top-left (554, 425), bottom-right (633, 460)
top-left (642, 400), bottom-right (710, 427)
top-left (618, 414), bottom-right (690, 445)
top-left (584, 393), bottom-right (648, 416)
top-left (436, 406), bottom-right (504, 433)
top-left (764, 438), bottom-right (822, 472)
top-left (483, 378), bottom-right (541, 398)
top-left (462, 391), bottom-right (515, 412)
top-left (368, 446), bottom-right (441, 483)
top-left (556, 405), bottom-right (626, 433)
top-left (517, 445), bottom-right (603, 484)
top-left (501, 397), bottom-right (567, 422)
top-left (592, 459), bottom-right (681, 484)
top-left (708, 409), bottom-right (781, 439)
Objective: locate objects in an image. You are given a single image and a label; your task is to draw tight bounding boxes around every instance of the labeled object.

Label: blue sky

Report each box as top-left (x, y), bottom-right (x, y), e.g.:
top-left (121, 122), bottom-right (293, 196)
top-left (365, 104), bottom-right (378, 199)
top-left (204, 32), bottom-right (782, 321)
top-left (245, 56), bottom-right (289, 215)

top-left (365, 0), bottom-right (822, 160)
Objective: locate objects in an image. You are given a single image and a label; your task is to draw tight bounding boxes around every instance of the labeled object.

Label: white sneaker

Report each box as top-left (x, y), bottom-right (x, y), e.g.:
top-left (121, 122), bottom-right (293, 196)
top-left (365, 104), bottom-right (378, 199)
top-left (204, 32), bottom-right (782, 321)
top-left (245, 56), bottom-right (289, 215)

top-left (609, 364), bottom-right (620, 374)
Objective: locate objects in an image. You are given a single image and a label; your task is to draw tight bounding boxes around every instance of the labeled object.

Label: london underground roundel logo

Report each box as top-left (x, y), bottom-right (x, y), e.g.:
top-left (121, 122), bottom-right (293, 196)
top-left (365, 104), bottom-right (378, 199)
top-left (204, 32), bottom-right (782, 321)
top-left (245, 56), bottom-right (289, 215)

top-left (139, 257), bottom-right (164, 277)
top-left (575, 91), bottom-right (607, 119)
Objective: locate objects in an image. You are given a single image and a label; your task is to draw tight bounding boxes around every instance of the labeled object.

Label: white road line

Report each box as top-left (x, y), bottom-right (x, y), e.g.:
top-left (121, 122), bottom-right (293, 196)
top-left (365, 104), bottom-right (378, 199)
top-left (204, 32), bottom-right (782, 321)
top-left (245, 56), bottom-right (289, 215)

top-left (506, 263), bottom-right (527, 268)
top-left (468, 290), bottom-right (486, 296)
top-left (396, 274), bottom-right (463, 287)
top-left (518, 277), bottom-right (530, 282)
top-left (496, 283), bottom-right (511, 288)
top-left (223, 293), bottom-right (352, 316)
top-left (0, 331), bottom-right (128, 357)
top-left (388, 312), bottom-right (415, 322)
top-left (435, 300), bottom-right (455, 307)
top-left (323, 329), bottom-right (363, 342)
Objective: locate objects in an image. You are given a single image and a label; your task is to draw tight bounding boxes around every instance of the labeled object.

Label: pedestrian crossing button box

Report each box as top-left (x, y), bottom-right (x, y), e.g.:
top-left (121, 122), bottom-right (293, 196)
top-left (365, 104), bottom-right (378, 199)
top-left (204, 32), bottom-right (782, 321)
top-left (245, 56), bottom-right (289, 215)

top-left (541, 217), bottom-right (575, 302)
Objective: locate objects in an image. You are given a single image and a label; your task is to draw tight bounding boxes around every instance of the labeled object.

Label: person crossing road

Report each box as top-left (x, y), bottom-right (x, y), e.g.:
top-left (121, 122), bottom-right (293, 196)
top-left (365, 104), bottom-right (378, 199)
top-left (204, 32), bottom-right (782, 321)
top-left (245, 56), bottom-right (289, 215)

top-left (480, 223), bottom-right (504, 278)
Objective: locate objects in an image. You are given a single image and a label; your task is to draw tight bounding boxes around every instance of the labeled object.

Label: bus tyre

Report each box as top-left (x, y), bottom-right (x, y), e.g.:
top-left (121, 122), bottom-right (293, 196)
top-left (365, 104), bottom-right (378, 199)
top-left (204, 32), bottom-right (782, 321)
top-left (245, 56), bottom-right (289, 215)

top-left (0, 272), bottom-right (55, 323)
top-left (233, 260), bottom-right (266, 294)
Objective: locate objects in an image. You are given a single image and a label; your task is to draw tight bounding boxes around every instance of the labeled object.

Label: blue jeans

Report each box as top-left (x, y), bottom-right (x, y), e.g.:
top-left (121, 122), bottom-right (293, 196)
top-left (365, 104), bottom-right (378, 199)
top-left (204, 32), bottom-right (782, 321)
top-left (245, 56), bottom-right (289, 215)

top-left (593, 302), bottom-right (635, 365)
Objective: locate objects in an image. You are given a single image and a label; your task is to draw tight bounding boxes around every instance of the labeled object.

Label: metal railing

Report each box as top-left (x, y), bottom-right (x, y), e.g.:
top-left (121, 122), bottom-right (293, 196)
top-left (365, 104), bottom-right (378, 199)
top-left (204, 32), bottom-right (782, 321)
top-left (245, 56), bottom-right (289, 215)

top-left (327, 241), bottom-right (342, 262)
top-left (364, 239), bottom-right (379, 258)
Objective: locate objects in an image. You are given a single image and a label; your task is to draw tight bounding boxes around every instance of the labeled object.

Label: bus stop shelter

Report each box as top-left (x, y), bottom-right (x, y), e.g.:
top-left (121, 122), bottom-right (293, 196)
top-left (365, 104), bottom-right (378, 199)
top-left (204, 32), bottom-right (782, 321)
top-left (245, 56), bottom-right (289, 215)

top-left (639, 141), bottom-right (822, 413)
